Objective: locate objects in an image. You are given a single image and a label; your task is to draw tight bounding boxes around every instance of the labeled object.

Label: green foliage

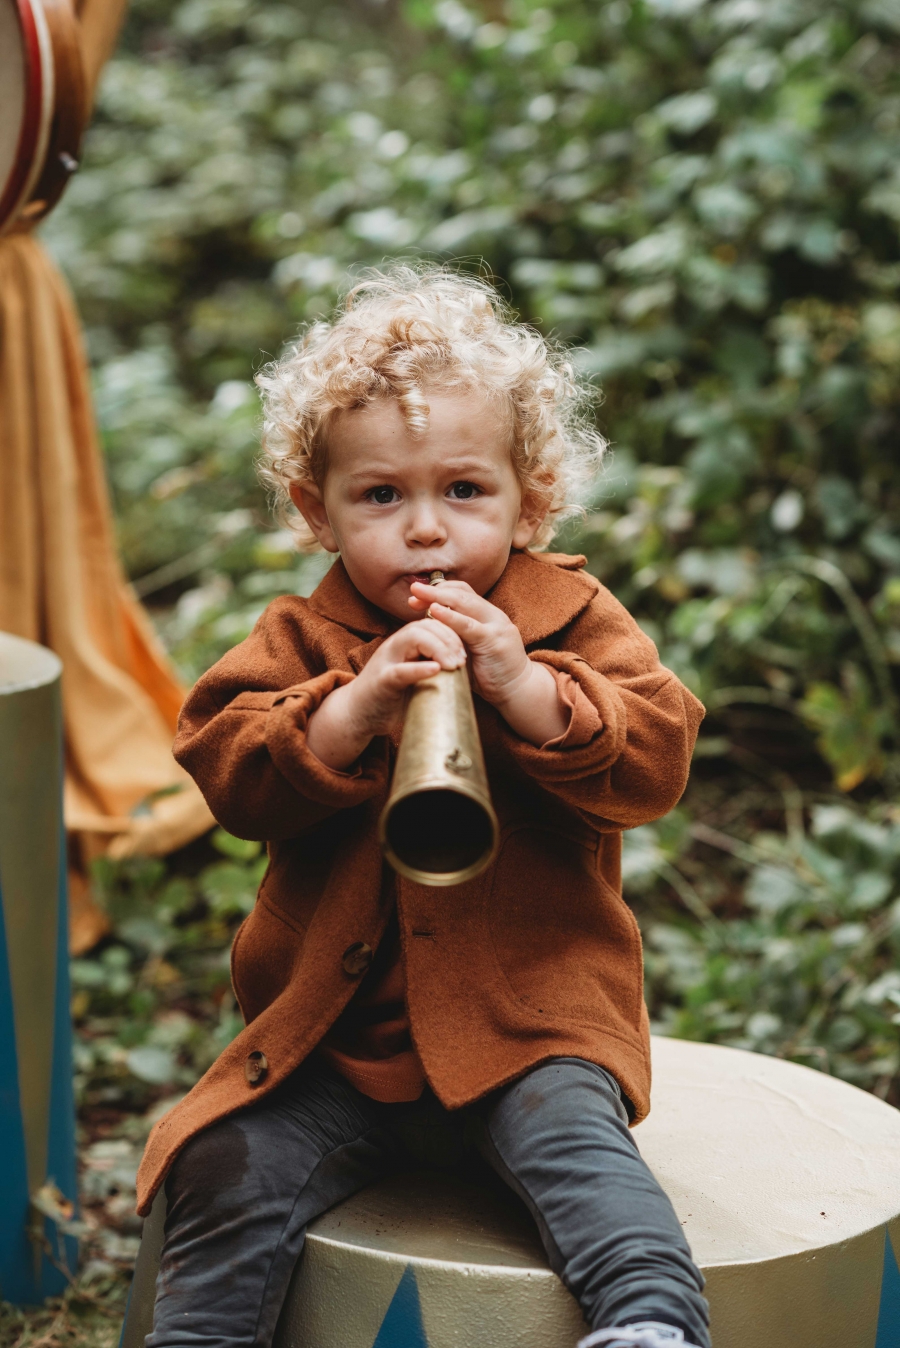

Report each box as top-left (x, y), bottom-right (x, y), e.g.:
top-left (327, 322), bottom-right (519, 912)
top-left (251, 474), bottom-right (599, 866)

top-left (44, 0), bottom-right (900, 754)
top-left (40, 0), bottom-right (900, 1113)
top-left (631, 804), bottom-right (900, 1094)
top-left (0, 1276), bottom-right (128, 1348)
top-left (71, 840), bottom-right (255, 1111)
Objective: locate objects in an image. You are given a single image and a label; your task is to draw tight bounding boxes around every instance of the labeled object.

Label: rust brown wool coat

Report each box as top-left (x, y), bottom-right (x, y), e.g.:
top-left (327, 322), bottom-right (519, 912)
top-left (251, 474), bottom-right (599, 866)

top-left (136, 550), bottom-right (704, 1214)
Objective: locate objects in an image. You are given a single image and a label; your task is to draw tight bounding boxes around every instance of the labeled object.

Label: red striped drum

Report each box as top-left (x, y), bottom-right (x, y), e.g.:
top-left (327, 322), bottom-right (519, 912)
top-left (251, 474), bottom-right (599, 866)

top-left (0, 0), bottom-right (87, 235)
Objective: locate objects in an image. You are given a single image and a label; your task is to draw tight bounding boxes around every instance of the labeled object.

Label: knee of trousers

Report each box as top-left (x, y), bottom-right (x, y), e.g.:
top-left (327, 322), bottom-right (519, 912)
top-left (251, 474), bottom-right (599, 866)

top-left (165, 1118), bottom-right (258, 1218)
top-left (486, 1058), bottom-right (632, 1151)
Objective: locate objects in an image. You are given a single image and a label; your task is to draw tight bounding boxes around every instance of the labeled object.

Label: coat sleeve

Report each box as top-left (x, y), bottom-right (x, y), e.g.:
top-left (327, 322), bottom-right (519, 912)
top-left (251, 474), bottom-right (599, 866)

top-left (493, 584), bottom-right (705, 831)
top-left (172, 599), bottom-right (389, 840)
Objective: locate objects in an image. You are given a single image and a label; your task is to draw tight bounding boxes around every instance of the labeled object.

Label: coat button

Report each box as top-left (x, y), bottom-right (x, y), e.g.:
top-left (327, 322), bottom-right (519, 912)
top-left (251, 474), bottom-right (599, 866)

top-left (244, 1051), bottom-right (268, 1085)
top-left (342, 942), bottom-right (373, 977)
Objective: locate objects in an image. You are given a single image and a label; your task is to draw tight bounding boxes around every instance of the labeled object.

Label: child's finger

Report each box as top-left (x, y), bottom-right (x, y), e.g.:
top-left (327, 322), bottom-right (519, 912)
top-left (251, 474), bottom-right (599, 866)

top-left (426, 601), bottom-right (483, 644)
top-left (409, 614), bottom-right (468, 655)
top-left (410, 580), bottom-right (497, 624)
top-left (390, 661), bottom-right (443, 688)
top-left (399, 618), bottom-right (466, 664)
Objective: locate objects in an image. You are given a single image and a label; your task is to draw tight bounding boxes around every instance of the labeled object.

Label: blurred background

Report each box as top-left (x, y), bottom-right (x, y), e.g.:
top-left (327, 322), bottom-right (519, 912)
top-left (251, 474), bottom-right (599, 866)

top-left (5, 0), bottom-right (899, 1341)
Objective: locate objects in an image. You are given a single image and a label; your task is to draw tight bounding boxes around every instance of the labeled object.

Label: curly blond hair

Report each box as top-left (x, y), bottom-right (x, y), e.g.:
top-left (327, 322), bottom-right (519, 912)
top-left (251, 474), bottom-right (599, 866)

top-left (256, 265), bottom-right (605, 552)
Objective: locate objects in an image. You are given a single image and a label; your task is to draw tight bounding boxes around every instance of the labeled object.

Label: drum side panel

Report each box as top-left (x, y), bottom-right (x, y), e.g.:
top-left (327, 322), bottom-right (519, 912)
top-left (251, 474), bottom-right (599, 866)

top-left (276, 1238), bottom-right (586, 1348)
top-left (704, 1219), bottom-right (893, 1348)
top-left (118, 1188), bottom-right (167, 1348)
top-left (0, 867), bottom-right (34, 1303)
top-left (416, 1261), bottom-right (586, 1348)
top-left (0, 679), bottom-right (63, 1202)
top-left (875, 1223), bottom-right (900, 1348)
top-left (0, 638), bottom-right (73, 1302)
top-left (275, 1241), bottom-right (407, 1348)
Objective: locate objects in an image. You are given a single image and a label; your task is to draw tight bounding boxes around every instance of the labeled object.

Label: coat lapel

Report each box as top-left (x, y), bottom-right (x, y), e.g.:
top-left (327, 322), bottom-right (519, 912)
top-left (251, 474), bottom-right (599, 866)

top-left (306, 560), bottom-right (393, 638)
top-left (306, 551), bottom-right (597, 647)
top-left (486, 551), bottom-right (597, 647)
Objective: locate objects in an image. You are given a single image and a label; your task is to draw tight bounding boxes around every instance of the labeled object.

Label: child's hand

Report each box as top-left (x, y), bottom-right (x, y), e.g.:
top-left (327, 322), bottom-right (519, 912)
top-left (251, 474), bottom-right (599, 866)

top-left (348, 620), bottom-right (466, 737)
top-left (306, 619), bottom-right (465, 770)
top-left (408, 580), bottom-right (529, 706)
top-left (409, 580), bottom-right (568, 746)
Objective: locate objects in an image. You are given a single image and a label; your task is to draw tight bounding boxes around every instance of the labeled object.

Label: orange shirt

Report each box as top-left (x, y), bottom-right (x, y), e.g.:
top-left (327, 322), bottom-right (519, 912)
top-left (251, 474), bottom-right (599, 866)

top-left (318, 908), bottom-right (426, 1102)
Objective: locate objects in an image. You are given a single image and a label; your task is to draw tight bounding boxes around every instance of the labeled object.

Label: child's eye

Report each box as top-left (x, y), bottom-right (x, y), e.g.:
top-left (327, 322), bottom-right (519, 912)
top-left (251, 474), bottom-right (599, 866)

top-left (448, 481), bottom-right (481, 500)
top-left (365, 486), bottom-right (399, 505)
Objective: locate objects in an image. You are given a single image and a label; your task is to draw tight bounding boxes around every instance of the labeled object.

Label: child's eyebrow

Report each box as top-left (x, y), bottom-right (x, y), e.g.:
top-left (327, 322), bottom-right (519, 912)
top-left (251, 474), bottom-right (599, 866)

top-left (443, 459), bottom-right (497, 476)
top-left (345, 458), bottom-right (497, 482)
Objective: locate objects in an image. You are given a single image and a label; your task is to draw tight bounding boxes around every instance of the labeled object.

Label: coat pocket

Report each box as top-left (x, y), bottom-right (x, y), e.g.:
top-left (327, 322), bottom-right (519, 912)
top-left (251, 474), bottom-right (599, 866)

top-left (263, 811), bottom-right (354, 931)
top-left (231, 897), bottom-right (305, 1024)
top-left (487, 824), bottom-right (642, 1028)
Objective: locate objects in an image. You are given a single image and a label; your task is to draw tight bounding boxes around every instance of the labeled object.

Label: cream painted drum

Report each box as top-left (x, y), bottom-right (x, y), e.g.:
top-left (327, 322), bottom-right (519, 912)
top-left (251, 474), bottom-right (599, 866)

top-left (123, 1038), bottom-right (900, 1348)
top-left (0, 631), bottom-right (77, 1302)
top-left (272, 1039), bottom-right (900, 1348)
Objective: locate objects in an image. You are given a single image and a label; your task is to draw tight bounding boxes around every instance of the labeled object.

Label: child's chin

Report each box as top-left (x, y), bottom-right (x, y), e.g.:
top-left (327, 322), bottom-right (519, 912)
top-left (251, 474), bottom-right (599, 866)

top-left (376, 588), bottom-right (413, 620)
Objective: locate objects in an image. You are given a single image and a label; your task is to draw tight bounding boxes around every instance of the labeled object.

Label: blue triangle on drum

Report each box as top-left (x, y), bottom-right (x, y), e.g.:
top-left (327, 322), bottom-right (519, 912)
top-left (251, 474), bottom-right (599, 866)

top-left (0, 873), bottom-right (35, 1303)
top-left (372, 1263), bottom-right (427, 1348)
top-left (875, 1227), bottom-right (900, 1348)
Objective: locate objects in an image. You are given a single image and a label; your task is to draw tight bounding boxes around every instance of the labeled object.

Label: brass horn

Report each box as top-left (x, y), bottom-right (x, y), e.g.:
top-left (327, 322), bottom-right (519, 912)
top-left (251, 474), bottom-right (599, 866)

top-left (379, 572), bottom-right (499, 887)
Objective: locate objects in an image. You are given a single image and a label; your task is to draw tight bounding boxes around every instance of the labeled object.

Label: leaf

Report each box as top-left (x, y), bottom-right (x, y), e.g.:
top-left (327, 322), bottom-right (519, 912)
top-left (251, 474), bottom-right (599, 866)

top-left (32, 1182), bottom-right (91, 1238)
top-left (125, 1046), bottom-right (178, 1085)
top-left (212, 829), bottom-right (262, 861)
top-left (201, 859), bottom-right (265, 915)
top-left (615, 227), bottom-right (690, 276)
top-left (656, 91), bottom-right (717, 134)
top-left (800, 666), bottom-right (891, 791)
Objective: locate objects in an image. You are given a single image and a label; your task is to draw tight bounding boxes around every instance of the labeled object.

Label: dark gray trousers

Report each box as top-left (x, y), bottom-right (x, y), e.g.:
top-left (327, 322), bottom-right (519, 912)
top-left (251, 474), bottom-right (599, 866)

top-left (147, 1058), bottom-right (710, 1348)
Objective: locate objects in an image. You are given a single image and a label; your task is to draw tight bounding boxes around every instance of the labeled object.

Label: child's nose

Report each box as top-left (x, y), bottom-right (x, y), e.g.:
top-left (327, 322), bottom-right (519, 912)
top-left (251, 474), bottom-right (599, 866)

top-left (406, 500), bottom-right (447, 547)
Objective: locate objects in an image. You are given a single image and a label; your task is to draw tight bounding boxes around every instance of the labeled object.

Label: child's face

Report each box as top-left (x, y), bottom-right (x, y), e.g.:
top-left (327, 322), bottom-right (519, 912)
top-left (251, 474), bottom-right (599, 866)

top-left (290, 390), bottom-right (544, 623)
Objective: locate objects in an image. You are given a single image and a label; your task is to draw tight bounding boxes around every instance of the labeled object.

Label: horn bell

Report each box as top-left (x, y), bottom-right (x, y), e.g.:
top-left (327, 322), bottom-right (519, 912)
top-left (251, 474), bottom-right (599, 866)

top-left (379, 666), bottom-right (499, 887)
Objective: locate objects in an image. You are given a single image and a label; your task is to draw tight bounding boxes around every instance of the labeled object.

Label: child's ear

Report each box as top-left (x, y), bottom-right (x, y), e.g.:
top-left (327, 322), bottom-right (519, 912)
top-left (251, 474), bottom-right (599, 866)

top-left (512, 494), bottom-right (547, 550)
top-left (289, 481), bottom-right (339, 553)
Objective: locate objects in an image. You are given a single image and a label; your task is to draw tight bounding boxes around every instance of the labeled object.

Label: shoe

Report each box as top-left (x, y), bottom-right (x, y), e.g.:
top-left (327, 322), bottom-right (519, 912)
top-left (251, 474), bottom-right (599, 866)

top-left (579, 1323), bottom-right (701, 1348)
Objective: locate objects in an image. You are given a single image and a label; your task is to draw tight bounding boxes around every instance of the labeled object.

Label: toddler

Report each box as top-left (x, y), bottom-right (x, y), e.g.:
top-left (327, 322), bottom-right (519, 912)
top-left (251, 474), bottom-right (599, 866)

top-left (137, 267), bottom-right (710, 1348)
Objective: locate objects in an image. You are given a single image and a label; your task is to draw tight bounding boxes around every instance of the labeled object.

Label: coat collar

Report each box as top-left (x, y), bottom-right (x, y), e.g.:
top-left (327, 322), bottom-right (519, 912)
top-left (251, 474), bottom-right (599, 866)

top-left (306, 551), bottom-right (597, 648)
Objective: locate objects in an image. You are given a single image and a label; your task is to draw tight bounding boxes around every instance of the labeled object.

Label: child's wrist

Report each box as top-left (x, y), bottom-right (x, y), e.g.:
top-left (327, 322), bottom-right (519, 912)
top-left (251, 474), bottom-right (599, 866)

top-left (491, 660), bottom-right (566, 746)
top-left (341, 676), bottom-right (383, 741)
top-left (489, 657), bottom-right (538, 715)
top-left (307, 680), bottom-right (372, 770)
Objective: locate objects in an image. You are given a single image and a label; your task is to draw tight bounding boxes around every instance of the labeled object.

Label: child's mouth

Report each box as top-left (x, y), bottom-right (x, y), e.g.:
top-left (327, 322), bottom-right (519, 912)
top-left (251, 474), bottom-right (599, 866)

top-left (407, 571), bottom-right (450, 586)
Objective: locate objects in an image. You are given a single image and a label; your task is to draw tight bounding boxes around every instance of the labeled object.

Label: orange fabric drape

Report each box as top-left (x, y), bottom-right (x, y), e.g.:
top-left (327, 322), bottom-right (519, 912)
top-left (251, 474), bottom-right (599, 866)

top-left (0, 0), bottom-right (213, 951)
top-left (77, 0), bottom-right (131, 115)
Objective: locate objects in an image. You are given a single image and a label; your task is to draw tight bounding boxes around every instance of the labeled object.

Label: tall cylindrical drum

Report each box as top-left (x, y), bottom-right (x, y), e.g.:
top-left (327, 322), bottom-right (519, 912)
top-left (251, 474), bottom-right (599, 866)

top-left (121, 1037), bottom-right (900, 1348)
top-left (0, 631), bottom-right (77, 1303)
